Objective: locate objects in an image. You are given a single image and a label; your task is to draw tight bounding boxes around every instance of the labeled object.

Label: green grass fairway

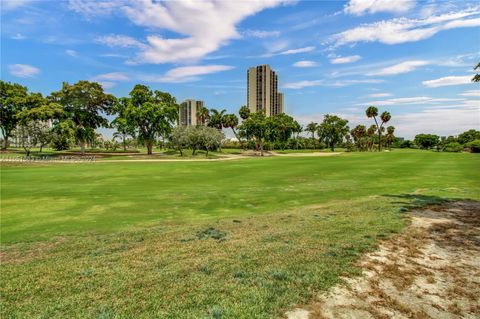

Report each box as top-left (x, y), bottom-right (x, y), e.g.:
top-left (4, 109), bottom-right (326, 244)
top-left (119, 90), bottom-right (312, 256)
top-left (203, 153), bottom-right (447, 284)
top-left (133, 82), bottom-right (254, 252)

top-left (1, 150), bottom-right (479, 318)
top-left (2, 150), bottom-right (478, 243)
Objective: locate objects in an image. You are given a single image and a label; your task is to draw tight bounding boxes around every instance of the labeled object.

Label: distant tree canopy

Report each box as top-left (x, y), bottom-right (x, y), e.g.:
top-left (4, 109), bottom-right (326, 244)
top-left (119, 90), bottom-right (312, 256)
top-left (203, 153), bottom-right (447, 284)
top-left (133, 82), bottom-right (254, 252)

top-left (317, 114), bottom-right (349, 151)
top-left (457, 129), bottom-right (480, 145)
top-left (414, 134), bottom-right (440, 149)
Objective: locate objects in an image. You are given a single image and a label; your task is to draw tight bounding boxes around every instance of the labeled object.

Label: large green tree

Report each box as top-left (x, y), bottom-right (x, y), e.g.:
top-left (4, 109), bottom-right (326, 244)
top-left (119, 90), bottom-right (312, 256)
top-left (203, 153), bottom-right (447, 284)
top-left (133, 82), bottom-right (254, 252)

top-left (111, 98), bottom-right (136, 151)
top-left (124, 85), bottom-right (178, 155)
top-left (0, 81), bottom-right (29, 149)
top-left (196, 106), bottom-right (210, 126)
top-left (366, 106), bottom-right (391, 151)
top-left (414, 134), bottom-right (440, 149)
top-left (239, 105), bottom-right (250, 120)
top-left (50, 81), bottom-right (116, 154)
top-left (239, 112), bottom-right (270, 156)
top-left (457, 129), bottom-right (480, 145)
top-left (317, 114), bottom-right (349, 151)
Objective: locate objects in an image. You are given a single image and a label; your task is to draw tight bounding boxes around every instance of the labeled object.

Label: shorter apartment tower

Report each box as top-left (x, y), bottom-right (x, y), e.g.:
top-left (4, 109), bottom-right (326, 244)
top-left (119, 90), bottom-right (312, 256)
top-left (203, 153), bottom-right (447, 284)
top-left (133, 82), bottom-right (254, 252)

top-left (247, 64), bottom-right (284, 117)
top-left (179, 99), bottom-right (205, 126)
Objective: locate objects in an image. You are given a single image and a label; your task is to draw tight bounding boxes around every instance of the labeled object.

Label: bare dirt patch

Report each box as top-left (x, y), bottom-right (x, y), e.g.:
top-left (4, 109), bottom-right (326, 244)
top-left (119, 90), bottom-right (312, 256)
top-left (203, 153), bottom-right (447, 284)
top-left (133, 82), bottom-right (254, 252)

top-left (287, 200), bottom-right (480, 319)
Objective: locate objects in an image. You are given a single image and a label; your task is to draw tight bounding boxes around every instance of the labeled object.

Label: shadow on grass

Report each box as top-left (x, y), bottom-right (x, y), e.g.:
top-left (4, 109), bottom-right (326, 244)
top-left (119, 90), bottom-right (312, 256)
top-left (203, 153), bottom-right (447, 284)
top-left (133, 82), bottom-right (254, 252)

top-left (383, 193), bottom-right (477, 212)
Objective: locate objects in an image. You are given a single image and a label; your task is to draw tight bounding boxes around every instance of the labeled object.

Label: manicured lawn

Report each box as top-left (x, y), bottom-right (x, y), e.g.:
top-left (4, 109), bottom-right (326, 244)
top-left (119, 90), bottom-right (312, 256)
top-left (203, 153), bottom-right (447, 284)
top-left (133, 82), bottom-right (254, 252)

top-left (1, 150), bottom-right (478, 318)
top-left (2, 150), bottom-right (478, 243)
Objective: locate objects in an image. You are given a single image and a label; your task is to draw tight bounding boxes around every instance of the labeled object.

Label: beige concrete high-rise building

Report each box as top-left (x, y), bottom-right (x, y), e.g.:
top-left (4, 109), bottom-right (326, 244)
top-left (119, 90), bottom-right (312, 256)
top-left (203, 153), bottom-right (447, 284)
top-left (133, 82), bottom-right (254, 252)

top-left (179, 99), bottom-right (206, 126)
top-left (247, 65), bottom-right (284, 116)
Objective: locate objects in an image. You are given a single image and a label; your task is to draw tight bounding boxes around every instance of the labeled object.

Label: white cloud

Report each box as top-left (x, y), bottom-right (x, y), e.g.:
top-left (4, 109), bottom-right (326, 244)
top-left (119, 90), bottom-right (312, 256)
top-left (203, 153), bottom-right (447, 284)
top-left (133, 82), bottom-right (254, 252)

top-left (67, 0), bottom-right (119, 17)
top-left (65, 49), bottom-right (78, 57)
top-left (91, 65), bottom-right (234, 86)
top-left (95, 35), bottom-right (146, 48)
top-left (368, 93), bottom-right (391, 98)
top-left (283, 78), bottom-right (384, 89)
top-left (422, 75), bottom-right (473, 87)
top-left (331, 8), bottom-right (480, 47)
top-left (2, 0), bottom-right (33, 11)
top-left (88, 0), bottom-right (293, 64)
top-left (98, 81), bottom-right (116, 89)
top-left (93, 72), bottom-right (130, 82)
top-left (154, 65), bottom-right (235, 83)
top-left (328, 79), bottom-right (384, 87)
top-left (459, 90), bottom-right (480, 97)
top-left (243, 29), bottom-right (280, 38)
top-left (344, 0), bottom-right (415, 16)
top-left (362, 96), bottom-right (465, 106)
top-left (330, 55), bottom-right (361, 64)
top-left (283, 80), bottom-right (323, 89)
top-left (11, 33), bottom-right (26, 40)
top-left (8, 64), bottom-right (40, 78)
top-left (367, 60), bottom-right (429, 76)
top-left (293, 60), bottom-right (318, 68)
top-left (279, 46), bottom-right (315, 55)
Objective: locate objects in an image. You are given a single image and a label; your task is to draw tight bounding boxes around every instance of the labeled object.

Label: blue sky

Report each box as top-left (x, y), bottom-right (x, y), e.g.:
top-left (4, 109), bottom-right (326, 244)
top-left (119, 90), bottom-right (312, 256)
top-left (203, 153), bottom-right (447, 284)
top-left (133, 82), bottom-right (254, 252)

top-left (1, 0), bottom-right (479, 138)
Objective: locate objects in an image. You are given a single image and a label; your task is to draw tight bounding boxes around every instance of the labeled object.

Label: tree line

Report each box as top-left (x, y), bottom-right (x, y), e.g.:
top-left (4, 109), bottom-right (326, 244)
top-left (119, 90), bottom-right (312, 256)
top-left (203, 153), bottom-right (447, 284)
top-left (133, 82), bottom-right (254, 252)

top-left (1, 79), bottom-right (479, 156)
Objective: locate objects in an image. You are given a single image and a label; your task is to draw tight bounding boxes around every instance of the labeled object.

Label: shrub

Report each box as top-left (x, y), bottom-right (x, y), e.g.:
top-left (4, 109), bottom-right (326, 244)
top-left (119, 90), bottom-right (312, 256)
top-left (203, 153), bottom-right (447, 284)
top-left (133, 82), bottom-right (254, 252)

top-left (443, 142), bottom-right (463, 152)
top-left (466, 139), bottom-right (480, 153)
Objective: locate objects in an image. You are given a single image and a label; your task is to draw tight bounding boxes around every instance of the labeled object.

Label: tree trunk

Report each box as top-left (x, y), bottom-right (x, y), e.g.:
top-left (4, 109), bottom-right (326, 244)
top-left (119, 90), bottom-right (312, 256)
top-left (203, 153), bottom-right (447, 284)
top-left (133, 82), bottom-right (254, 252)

top-left (123, 136), bottom-right (126, 151)
top-left (259, 139), bottom-right (264, 156)
top-left (79, 140), bottom-right (86, 155)
top-left (331, 142), bottom-right (335, 152)
top-left (146, 141), bottom-right (153, 155)
top-left (2, 133), bottom-right (10, 150)
top-left (40, 144), bottom-right (43, 152)
top-left (378, 132), bottom-right (382, 151)
top-left (205, 148), bottom-right (209, 157)
top-left (231, 128), bottom-right (244, 149)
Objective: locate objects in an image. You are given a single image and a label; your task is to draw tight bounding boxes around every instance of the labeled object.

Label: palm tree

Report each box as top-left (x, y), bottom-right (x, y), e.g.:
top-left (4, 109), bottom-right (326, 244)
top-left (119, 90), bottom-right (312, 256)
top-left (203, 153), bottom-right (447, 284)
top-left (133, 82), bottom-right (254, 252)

top-left (305, 122), bottom-right (318, 149)
top-left (223, 113), bottom-right (243, 148)
top-left (208, 108), bottom-right (226, 130)
top-left (386, 126), bottom-right (395, 150)
top-left (366, 106), bottom-right (391, 151)
top-left (196, 106), bottom-right (210, 126)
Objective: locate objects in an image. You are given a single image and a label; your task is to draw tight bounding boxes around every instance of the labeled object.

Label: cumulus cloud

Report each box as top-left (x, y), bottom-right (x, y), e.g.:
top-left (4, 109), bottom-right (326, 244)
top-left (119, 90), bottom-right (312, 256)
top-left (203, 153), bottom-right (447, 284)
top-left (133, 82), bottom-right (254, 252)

top-left (153, 65), bottom-right (235, 83)
top-left (330, 55), bottom-right (361, 64)
top-left (422, 75), bottom-right (473, 87)
top-left (344, 0), bottom-right (415, 15)
top-left (8, 64), bottom-right (40, 78)
top-left (331, 8), bottom-right (480, 47)
top-left (91, 65), bottom-right (234, 87)
top-left (87, 0), bottom-right (293, 64)
top-left (367, 60), bottom-right (429, 76)
top-left (293, 60), bottom-right (318, 68)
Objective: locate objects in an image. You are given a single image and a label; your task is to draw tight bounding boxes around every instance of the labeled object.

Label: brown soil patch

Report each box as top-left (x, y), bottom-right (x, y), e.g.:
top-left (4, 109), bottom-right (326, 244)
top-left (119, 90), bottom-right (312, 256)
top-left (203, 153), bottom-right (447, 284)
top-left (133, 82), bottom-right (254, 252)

top-left (287, 201), bottom-right (480, 319)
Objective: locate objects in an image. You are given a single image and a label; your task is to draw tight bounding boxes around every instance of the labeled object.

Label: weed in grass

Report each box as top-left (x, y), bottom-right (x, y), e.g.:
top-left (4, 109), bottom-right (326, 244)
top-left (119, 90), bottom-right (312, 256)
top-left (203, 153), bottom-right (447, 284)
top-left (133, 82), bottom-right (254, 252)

top-left (195, 227), bottom-right (227, 241)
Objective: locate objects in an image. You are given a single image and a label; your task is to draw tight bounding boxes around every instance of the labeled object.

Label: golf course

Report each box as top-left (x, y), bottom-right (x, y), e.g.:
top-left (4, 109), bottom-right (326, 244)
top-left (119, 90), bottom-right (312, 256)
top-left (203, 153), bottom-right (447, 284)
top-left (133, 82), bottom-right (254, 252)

top-left (1, 150), bottom-right (478, 318)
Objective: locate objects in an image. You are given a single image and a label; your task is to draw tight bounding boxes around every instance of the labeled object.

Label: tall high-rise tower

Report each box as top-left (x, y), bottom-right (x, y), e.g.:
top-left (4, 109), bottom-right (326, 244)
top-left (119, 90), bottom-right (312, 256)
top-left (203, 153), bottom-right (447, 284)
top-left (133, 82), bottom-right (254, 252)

top-left (179, 99), bottom-right (205, 126)
top-left (247, 65), bottom-right (284, 116)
